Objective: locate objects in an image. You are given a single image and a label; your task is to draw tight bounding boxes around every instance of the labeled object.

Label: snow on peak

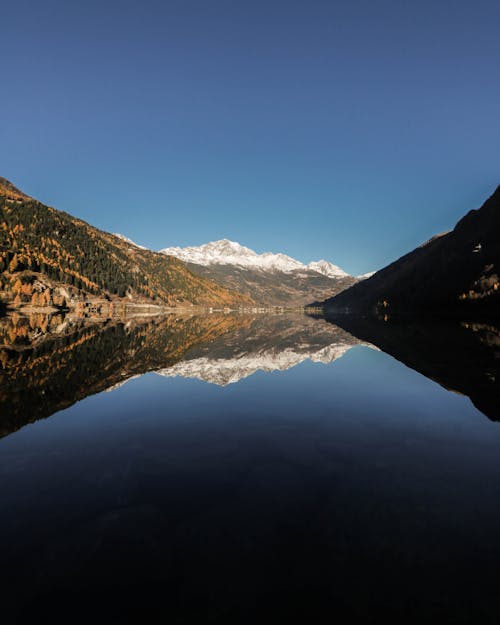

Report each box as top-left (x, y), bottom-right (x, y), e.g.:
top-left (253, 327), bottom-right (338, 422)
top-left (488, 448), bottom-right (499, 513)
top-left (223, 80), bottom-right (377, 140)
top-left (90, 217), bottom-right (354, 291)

top-left (114, 233), bottom-right (147, 250)
top-left (357, 271), bottom-right (376, 280)
top-left (306, 259), bottom-right (349, 278)
top-left (160, 239), bottom-right (350, 276)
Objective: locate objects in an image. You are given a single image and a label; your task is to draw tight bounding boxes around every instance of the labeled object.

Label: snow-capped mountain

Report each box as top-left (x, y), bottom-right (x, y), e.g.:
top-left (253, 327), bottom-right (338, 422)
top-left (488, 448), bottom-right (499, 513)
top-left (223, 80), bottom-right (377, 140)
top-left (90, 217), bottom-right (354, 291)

top-left (160, 239), bottom-right (349, 278)
top-left (114, 233), bottom-right (147, 250)
top-left (158, 239), bottom-right (356, 306)
top-left (108, 236), bottom-right (357, 306)
top-left (357, 271), bottom-right (376, 280)
top-left (307, 259), bottom-right (349, 278)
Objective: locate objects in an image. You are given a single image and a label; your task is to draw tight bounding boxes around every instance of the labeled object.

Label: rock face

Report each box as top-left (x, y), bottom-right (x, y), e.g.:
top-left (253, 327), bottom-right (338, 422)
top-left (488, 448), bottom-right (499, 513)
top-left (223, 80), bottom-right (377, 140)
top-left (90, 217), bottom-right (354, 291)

top-left (0, 179), bottom-right (251, 308)
top-left (320, 185), bottom-right (500, 314)
top-left (160, 239), bottom-right (357, 306)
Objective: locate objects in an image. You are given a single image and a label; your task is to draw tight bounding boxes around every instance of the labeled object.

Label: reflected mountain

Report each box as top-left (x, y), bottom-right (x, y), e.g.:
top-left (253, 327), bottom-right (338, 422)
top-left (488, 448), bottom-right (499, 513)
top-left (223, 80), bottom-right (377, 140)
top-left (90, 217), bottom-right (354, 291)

top-left (319, 313), bottom-right (500, 421)
top-left (157, 313), bottom-right (374, 385)
top-left (0, 312), bottom-right (367, 437)
top-left (3, 307), bottom-right (498, 437)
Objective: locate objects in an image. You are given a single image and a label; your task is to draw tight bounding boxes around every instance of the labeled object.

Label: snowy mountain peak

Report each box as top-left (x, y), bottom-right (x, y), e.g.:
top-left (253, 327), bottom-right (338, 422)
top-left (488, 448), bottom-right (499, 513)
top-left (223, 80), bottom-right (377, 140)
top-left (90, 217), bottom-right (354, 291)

top-left (306, 259), bottom-right (349, 278)
top-left (114, 233), bottom-right (147, 250)
top-left (204, 239), bottom-right (258, 257)
top-left (160, 239), bottom-right (350, 276)
top-left (357, 271), bottom-right (376, 280)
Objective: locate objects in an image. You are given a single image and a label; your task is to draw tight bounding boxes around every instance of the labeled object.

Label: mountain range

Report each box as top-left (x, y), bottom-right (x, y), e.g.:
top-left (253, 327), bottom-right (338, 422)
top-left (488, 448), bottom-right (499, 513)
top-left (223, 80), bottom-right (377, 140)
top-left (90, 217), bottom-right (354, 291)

top-left (0, 177), bottom-right (358, 310)
top-left (112, 235), bottom-right (362, 305)
top-left (158, 239), bottom-right (358, 306)
top-left (0, 177), bottom-right (250, 309)
top-left (320, 185), bottom-right (500, 315)
top-left (2, 175), bottom-right (499, 315)
top-left (160, 239), bottom-right (348, 276)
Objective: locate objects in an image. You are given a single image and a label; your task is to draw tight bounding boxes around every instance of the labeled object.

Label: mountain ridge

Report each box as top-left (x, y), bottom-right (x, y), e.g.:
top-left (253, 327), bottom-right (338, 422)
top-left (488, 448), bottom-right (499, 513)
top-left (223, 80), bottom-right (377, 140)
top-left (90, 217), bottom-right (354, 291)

top-left (0, 178), bottom-right (252, 309)
top-left (319, 185), bottom-right (500, 315)
top-left (160, 238), bottom-right (350, 278)
top-left (0, 177), bottom-right (32, 201)
top-left (157, 239), bottom-right (357, 306)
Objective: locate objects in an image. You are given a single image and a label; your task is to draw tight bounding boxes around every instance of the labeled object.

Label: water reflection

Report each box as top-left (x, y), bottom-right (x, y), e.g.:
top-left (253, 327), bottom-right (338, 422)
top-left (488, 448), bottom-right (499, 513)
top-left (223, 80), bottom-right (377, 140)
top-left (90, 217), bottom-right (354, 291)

top-left (2, 310), bottom-right (499, 433)
top-left (0, 311), bottom-right (368, 436)
top-left (319, 313), bottom-right (500, 421)
top-left (2, 311), bottom-right (500, 624)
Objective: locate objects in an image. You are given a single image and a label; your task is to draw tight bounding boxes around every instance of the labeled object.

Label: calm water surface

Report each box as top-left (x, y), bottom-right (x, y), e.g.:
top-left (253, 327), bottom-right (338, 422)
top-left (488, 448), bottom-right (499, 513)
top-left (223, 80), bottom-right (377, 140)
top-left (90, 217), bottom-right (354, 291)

top-left (1, 313), bottom-right (499, 623)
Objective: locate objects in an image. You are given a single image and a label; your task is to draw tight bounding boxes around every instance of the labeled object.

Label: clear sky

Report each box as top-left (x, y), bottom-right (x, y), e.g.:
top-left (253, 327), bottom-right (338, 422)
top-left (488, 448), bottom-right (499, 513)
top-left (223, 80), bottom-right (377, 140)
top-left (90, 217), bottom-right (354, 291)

top-left (1, 0), bottom-right (499, 274)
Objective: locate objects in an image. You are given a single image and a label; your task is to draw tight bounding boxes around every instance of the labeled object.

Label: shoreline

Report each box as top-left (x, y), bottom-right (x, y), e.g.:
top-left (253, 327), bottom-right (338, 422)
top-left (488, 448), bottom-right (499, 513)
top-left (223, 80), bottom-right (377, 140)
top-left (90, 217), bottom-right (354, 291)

top-left (1, 301), bottom-right (310, 318)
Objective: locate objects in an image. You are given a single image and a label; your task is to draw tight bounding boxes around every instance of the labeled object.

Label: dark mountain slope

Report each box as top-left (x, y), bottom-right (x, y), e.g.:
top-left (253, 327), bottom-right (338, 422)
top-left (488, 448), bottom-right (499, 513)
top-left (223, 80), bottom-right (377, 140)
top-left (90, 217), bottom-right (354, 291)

top-left (0, 179), bottom-right (251, 308)
top-left (321, 186), bottom-right (500, 314)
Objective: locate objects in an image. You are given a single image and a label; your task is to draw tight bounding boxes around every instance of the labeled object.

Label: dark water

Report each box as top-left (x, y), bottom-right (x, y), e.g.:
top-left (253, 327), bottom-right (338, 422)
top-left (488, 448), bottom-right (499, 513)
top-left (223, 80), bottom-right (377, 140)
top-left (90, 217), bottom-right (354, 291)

top-left (1, 312), bottom-right (500, 624)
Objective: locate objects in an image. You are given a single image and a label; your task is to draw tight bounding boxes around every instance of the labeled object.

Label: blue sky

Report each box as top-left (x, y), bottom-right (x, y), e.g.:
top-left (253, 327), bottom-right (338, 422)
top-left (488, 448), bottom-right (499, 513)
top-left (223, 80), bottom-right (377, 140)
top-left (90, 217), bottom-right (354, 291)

top-left (1, 0), bottom-right (499, 274)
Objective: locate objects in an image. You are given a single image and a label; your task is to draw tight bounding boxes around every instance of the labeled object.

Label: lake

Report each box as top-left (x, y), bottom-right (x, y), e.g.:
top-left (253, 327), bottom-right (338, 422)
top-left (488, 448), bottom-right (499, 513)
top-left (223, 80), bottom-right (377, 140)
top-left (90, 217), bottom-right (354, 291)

top-left (1, 311), bottom-right (500, 624)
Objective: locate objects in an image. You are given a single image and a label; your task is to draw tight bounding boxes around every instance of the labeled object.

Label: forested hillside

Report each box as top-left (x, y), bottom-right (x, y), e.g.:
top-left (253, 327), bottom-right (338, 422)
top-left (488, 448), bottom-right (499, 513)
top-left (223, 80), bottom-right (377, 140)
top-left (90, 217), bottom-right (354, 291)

top-left (0, 179), bottom-right (251, 308)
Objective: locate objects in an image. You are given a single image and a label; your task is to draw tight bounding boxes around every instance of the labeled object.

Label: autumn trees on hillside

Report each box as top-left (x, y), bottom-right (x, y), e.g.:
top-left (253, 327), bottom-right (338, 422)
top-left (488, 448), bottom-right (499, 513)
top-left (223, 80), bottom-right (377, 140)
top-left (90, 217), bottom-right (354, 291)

top-left (1, 193), bottom-right (250, 308)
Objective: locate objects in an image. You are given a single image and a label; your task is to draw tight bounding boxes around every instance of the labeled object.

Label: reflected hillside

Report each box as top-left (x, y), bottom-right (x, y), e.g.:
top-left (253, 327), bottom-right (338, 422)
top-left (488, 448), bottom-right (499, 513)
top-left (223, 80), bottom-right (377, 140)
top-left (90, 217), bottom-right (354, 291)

top-left (157, 313), bottom-right (372, 385)
top-left (320, 313), bottom-right (500, 421)
top-left (0, 312), bottom-right (366, 437)
top-left (0, 312), bottom-right (252, 437)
